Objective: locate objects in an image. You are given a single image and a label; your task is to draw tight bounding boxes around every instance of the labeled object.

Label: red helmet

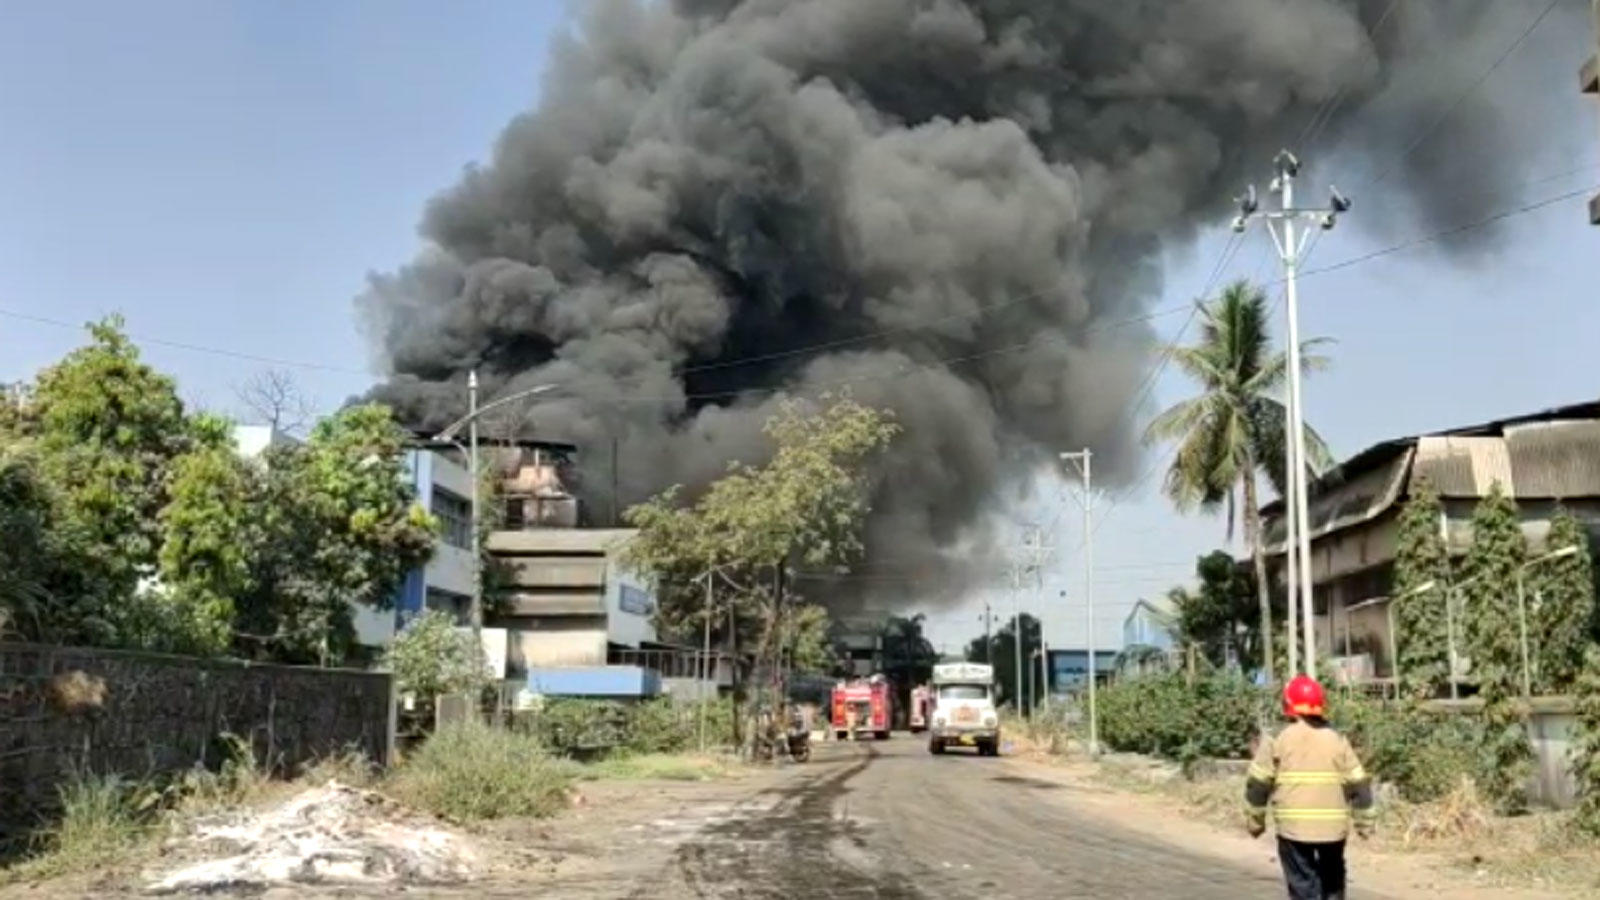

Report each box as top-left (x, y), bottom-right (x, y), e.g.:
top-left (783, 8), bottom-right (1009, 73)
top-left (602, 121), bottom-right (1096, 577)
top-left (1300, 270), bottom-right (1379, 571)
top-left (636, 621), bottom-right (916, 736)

top-left (1283, 675), bottom-right (1326, 718)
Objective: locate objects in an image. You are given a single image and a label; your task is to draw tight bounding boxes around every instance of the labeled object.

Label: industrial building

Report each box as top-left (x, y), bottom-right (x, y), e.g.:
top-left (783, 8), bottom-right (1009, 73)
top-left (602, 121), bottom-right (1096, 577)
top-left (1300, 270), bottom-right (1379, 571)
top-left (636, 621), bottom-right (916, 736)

top-left (1254, 401), bottom-right (1600, 685)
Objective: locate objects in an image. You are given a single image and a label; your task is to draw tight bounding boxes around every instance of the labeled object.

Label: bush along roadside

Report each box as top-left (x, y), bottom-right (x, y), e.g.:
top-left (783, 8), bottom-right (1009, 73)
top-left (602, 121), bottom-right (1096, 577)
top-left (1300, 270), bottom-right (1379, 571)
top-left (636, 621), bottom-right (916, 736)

top-left (519, 697), bottom-right (737, 759)
top-left (1096, 671), bottom-right (1269, 768)
top-left (388, 720), bottom-right (576, 821)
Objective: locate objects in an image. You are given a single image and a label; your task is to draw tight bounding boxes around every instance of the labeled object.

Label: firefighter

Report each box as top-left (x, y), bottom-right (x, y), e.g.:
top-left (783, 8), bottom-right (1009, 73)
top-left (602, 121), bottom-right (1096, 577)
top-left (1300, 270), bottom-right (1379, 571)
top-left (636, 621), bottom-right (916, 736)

top-left (1245, 675), bottom-right (1375, 900)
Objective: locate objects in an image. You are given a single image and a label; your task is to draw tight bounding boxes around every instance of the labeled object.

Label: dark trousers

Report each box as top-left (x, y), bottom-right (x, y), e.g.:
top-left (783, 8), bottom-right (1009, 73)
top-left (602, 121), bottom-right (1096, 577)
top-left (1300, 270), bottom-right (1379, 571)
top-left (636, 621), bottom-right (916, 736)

top-left (1277, 837), bottom-right (1346, 899)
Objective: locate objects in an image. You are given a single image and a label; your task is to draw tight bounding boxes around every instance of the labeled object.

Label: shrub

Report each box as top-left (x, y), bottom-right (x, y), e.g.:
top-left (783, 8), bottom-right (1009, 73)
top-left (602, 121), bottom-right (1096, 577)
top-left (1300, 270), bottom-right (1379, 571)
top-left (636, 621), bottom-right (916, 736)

top-left (385, 610), bottom-right (488, 705)
top-left (1327, 694), bottom-right (1486, 803)
top-left (389, 720), bottom-right (575, 821)
top-left (524, 698), bottom-right (737, 758)
top-left (1097, 671), bottom-right (1268, 764)
top-left (524, 699), bottom-right (630, 755)
top-left (623, 699), bottom-right (694, 755)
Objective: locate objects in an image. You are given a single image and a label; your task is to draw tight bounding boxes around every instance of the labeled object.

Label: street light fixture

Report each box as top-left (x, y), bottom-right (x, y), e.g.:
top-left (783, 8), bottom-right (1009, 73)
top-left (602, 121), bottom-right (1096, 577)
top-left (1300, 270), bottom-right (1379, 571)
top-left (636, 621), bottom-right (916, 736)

top-left (432, 372), bottom-right (560, 644)
top-left (1348, 579), bottom-right (1436, 693)
top-left (1398, 544), bottom-right (1582, 701)
top-left (1515, 545), bottom-right (1580, 698)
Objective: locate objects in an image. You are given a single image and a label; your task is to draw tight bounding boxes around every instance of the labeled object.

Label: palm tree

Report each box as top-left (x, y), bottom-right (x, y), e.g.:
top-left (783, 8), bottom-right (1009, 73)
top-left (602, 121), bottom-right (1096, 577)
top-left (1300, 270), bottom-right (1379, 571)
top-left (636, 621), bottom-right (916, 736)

top-left (1144, 280), bottom-right (1333, 685)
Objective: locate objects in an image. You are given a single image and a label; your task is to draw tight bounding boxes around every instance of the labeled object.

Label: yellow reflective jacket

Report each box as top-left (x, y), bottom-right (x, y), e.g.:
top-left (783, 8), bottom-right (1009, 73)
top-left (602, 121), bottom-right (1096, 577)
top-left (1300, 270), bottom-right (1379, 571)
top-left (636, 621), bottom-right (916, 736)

top-left (1245, 719), bottom-right (1374, 842)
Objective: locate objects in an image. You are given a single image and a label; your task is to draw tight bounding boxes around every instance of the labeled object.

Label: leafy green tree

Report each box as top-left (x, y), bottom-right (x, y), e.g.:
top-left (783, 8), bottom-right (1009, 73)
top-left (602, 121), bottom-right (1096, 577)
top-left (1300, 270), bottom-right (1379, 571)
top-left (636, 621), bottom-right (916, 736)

top-left (1529, 507), bottom-right (1595, 694)
top-left (387, 609), bottom-right (488, 703)
top-left (146, 446), bottom-right (255, 656)
top-left (6, 318), bottom-right (220, 647)
top-left (624, 394), bottom-right (898, 744)
top-left (1167, 551), bottom-right (1275, 672)
top-left (1393, 479), bottom-right (1453, 699)
top-left (1144, 281), bottom-right (1333, 685)
top-left (880, 613), bottom-right (939, 714)
top-left (1572, 646), bottom-right (1600, 836)
top-left (1461, 482), bottom-right (1532, 812)
top-left (965, 613), bottom-right (1041, 710)
top-left (239, 404), bottom-right (436, 665)
top-left (0, 444), bottom-right (62, 638)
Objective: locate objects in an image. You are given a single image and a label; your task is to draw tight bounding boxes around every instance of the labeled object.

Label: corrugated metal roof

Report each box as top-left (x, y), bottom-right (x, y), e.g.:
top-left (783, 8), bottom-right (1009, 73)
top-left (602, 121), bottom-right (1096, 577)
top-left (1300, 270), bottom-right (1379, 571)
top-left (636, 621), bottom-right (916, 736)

top-left (1264, 446), bottom-right (1412, 552)
top-left (1504, 420), bottom-right (1600, 498)
top-left (1258, 400), bottom-right (1600, 552)
top-left (1413, 436), bottom-right (1512, 497)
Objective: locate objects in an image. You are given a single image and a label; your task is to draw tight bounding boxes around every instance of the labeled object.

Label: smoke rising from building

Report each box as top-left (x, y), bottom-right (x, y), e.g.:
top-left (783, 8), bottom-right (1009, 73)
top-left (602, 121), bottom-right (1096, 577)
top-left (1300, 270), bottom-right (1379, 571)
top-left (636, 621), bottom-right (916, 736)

top-left (359, 0), bottom-right (1566, 603)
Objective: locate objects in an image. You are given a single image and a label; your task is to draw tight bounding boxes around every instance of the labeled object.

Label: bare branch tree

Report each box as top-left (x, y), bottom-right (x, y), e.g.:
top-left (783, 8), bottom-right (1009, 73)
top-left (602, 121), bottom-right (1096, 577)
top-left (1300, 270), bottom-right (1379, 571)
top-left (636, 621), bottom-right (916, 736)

top-left (235, 369), bottom-right (315, 436)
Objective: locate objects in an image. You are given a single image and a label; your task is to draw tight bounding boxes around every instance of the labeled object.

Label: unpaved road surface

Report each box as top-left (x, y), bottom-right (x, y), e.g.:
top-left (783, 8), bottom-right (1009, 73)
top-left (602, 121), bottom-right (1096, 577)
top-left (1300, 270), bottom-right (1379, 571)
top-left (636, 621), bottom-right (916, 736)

top-left (486, 736), bottom-right (1310, 899)
top-left (24, 737), bottom-right (1541, 898)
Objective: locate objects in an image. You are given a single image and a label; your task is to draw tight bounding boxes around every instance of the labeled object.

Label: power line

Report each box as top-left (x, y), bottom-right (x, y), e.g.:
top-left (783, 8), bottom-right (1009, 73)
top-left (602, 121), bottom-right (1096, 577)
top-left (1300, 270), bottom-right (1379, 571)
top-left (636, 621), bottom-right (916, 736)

top-left (1365, 0), bottom-right (1563, 188)
top-left (9, 175), bottom-right (1588, 411)
top-left (1299, 184), bottom-right (1597, 279)
top-left (0, 306), bottom-right (370, 376)
top-left (1294, 0), bottom-right (1408, 153)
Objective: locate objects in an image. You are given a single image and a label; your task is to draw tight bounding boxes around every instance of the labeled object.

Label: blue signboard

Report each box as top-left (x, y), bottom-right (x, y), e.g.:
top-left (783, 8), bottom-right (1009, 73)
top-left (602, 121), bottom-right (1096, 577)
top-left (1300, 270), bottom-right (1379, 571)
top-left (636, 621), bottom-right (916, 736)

top-left (619, 583), bottom-right (655, 617)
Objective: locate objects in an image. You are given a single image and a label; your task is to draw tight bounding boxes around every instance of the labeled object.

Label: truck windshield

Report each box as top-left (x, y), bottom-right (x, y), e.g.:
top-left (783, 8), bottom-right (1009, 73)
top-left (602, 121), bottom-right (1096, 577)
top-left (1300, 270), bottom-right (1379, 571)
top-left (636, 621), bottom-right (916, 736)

top-left (938, 685), bottom-right (988, 700)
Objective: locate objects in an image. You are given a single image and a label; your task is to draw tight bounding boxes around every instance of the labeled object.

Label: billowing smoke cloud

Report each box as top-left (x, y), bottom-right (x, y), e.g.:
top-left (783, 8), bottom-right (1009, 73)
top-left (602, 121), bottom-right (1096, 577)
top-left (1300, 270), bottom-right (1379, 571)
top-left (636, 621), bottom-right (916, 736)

top-left (359, 0), bottom-right (1566, 603)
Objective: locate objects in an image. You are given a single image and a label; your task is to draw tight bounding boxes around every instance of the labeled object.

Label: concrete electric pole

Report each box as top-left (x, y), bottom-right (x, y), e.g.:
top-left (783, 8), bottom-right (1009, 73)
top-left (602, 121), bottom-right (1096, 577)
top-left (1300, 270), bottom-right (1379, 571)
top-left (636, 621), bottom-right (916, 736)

top-left (1059, 449), bottom-right (1097, 755)
top-left (1231, 150), bottom-right (1350, 676)
top-left (1021, 525), bottom-right (1055, 710)
top-left (1586, 0), bottom-right (1599, 224)
top-left (1010, 561), bottom-right (1025, 714)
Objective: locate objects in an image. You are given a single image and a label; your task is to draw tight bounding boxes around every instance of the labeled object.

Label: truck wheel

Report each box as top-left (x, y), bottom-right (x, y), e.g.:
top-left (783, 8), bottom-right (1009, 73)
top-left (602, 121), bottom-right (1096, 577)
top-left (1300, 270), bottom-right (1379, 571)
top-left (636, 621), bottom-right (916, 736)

top-left (979, 740), bottom-right (998, 757)
top-left (929, 739), bottom-right (944, 755)
top-left (876, 731), bottom-right (890, 741)
top-left (835, 731), bottom-right (847, 742)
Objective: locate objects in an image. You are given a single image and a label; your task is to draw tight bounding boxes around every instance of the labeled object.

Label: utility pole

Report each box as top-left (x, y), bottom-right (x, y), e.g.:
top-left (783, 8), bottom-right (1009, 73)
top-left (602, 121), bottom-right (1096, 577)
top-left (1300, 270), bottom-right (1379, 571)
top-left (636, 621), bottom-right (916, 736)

top-left (1232, 149), bottom-right (1350, 676)
top-left (697, 568), bottom-right (716, 752)
top-left (979, 602), bottom-right (996, 665)
top-left (1011, 562), bottom-right (1025, 714)
top-left (1586, 0), bottom-right (1599, 224)
top-left (1022, 525), bottom-right (1054, 709)
top-left (467, 370), bottom-right (482, 642)
top-left (433, 377), bottom-right (559, 644)
top-left (1059, 449), bottom-right (1097, 755)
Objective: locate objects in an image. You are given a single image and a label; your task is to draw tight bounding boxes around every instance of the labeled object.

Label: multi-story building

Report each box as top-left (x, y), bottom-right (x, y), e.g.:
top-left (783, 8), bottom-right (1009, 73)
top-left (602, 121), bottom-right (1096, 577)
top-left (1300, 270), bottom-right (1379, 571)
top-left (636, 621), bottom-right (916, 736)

top-left (382, 437), bottom-right (481, 645)
top-left (479, 441), bottom-right (730, 698)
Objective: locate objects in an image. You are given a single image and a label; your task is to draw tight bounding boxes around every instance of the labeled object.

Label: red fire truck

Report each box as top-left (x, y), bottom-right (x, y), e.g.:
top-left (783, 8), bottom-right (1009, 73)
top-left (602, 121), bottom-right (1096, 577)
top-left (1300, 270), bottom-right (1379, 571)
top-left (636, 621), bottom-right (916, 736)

top-left (831, 675), bottom-right (892, 740)
top-left (908, 684), bottom-right (932, 733)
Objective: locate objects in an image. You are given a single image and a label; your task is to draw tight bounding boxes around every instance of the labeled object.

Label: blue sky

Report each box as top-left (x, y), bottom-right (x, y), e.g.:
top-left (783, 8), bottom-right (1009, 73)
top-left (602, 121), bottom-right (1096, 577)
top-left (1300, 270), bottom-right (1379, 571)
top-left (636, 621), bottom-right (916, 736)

top-left (4, 2), bottom-right (1598, 655)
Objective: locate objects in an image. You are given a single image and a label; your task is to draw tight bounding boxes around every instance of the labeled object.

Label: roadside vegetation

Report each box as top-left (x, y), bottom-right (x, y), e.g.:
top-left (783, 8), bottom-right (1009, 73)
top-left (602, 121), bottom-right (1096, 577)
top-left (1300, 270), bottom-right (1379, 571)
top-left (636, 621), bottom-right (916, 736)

top-left (1, 697), bottom-right (744, 886)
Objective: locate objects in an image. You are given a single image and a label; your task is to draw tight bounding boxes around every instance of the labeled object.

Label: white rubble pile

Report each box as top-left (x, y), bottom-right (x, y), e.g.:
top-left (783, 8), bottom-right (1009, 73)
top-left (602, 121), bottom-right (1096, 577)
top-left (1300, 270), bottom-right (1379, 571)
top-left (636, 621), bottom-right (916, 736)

top-left (146, 781), bottom-right (477, 894)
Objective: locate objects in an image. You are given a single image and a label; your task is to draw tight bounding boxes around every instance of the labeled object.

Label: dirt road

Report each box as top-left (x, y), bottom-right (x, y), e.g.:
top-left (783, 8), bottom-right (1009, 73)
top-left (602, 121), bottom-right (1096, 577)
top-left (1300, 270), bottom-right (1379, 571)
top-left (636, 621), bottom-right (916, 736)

top-left (43, 736), bottom-right (1546, 898)
top-left (508, 736), bottom-right (1304, 899)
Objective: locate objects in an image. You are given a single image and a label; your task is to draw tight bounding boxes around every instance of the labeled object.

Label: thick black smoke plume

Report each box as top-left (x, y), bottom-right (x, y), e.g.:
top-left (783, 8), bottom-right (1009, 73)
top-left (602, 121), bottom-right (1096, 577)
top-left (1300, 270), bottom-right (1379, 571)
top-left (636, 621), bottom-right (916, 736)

top-left (360, 0), bottom-right (1570, 602)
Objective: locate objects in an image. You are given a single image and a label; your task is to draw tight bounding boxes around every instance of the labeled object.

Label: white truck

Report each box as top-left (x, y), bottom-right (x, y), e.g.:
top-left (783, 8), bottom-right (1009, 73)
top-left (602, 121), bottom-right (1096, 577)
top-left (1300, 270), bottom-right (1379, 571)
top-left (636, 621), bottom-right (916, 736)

top-left (927, 662), bottom-right (1001, 757)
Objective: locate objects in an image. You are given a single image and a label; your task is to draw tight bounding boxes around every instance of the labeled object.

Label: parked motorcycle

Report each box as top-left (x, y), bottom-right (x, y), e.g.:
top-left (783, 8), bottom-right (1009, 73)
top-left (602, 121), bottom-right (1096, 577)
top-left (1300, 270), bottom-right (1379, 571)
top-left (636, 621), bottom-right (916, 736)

top-left (786, 712), bottom-right (811, 763)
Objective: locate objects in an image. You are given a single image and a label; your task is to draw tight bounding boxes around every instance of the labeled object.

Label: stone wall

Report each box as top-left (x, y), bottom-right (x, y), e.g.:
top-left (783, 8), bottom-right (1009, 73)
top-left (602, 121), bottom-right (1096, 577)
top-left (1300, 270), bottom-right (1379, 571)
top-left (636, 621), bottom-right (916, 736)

top-left (0, 642), bottom-right (393, 837)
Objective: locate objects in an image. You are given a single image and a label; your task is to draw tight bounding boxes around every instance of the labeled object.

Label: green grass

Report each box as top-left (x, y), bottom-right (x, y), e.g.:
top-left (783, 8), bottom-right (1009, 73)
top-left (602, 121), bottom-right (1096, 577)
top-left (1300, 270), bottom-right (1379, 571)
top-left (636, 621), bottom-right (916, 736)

top-left (580, 752), bottom-right (733, 782)
top-left (387, 720), bottom-right (578, 821)
top-left (1, 774), bottom-right (155, 885)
